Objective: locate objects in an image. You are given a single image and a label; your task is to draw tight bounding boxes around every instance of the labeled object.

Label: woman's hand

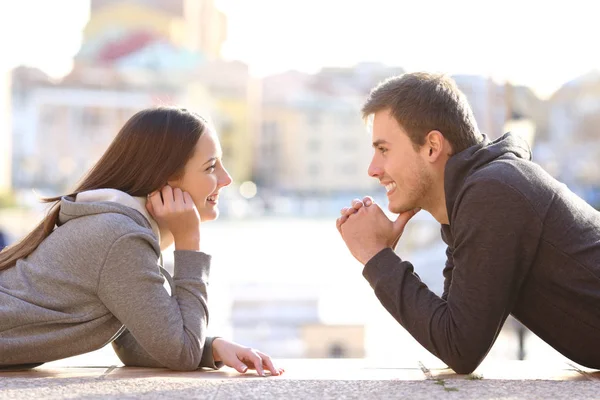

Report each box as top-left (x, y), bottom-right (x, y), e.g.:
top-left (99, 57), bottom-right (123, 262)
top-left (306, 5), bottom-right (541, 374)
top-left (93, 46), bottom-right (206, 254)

top-left (146, 186), bottom-right (201, 251)
top-left (212, 338), bottom-right (284, 376)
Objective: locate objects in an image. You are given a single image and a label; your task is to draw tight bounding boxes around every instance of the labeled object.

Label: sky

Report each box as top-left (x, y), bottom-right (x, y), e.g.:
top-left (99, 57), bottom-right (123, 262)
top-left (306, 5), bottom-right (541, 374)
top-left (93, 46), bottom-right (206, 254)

top-left (1, 0), bottom-right (599, 99)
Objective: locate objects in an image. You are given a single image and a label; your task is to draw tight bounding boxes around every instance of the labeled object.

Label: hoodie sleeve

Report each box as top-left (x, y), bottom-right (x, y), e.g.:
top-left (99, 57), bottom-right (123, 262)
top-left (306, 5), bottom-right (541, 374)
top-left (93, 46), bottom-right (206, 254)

top-left (439, 226), bottom-right (455, 301)
top-left (112, 331), bottom-right (223, 370)
top-left (441, 246), bottom-right (454, 301)
top-left (362, 178), bottom-right (542, 374)
top-left (97, 233), bottom-right (214, 371)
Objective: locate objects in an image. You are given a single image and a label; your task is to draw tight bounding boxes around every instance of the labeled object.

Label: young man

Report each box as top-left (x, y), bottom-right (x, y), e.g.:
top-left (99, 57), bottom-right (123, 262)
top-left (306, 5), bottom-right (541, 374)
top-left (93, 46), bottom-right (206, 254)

top-left (337, 72), bottom-right (600, 374)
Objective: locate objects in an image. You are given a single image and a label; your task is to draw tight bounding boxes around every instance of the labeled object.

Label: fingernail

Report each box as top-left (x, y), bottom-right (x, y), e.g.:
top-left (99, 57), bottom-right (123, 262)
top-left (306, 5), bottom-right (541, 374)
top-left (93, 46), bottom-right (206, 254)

top-left (241, 366), bottom-right (248, 372)
top-left (365, 200), bottom-right (372, 206)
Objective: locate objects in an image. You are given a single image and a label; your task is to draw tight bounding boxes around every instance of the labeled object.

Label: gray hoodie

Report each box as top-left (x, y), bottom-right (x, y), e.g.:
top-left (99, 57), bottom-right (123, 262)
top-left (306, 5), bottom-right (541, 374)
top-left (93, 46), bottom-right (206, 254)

top-left (0, 192), bottom-right (220, 371)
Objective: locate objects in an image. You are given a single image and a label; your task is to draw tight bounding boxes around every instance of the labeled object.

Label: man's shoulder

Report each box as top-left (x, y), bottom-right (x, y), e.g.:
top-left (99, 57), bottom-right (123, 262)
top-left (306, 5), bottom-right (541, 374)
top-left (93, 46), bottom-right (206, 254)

top-left (467, 158), bottom-right (543, 192)
top-left (459, 159), bottom-right (553, 221)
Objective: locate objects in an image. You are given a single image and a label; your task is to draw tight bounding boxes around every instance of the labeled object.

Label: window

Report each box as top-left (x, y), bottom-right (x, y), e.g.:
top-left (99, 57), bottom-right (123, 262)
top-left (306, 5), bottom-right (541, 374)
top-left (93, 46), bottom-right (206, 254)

top-left (82, 107), bottom-right (104, 129)
top-left (329, 343), bottom-right (346, 358)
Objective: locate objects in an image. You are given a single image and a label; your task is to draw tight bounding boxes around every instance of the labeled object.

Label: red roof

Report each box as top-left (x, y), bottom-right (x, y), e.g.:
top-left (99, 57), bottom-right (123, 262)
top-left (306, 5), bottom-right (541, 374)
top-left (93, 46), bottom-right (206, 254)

top-left (97, 31), bottom-right (158, 63)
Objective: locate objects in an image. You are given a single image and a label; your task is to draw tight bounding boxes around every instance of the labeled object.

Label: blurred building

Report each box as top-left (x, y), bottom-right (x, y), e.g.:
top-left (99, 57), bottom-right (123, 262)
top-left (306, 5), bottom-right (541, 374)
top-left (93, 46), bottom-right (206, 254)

top-left (230, 284), bottom-right (321, 357)
top-left (229, 283), bottom-right (366, 358)
top-left (10, 0), bottom-right (257, 193)
top-left (452, 75), bottom-right (506, 140)
top-left (78, 0), bottom-right (254, 184)
top-left (10, 66), bottom-right (196, 193)
top-left (0, 69), bottom-right (11, 193)
top-left (259, 91), bottom-right (374, 196)
top-left (301, 324), bottom-right (365, 358)
top-left (535, 70), bottom-right (600, 205)
top-left (450, 76), bottom-right (545, 144)
top-left (256, 64), bottom-right (406, 197)
top-left (505, 84), bottom-right (548, 142)
top-left (192, 60), bottom-right (259, 184)
top-left (81, 0), bottom-right (226, 63)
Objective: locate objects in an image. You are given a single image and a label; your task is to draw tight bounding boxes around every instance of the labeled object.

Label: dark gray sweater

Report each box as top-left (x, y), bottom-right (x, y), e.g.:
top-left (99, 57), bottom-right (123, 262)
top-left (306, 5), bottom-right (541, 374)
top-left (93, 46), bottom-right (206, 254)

top-left (364, 132), bottom-right (600, 373)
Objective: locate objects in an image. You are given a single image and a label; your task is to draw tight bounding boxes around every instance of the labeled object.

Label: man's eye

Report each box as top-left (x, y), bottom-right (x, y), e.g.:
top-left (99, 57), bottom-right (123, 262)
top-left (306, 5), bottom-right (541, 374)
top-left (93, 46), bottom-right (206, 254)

top-left (379, 147), bottom-right (387, 154)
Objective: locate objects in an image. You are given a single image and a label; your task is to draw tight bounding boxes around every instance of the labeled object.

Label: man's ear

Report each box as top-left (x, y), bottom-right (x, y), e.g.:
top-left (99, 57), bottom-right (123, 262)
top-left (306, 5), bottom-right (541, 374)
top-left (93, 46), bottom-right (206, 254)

top-left (425, 130), bottom-right (446, 162)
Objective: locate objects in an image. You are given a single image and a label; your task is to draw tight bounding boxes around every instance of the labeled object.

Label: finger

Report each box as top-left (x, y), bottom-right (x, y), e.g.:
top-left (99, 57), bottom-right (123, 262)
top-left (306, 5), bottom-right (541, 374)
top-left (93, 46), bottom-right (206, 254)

top-left (161, 185), bottom-right (174, 206)
top-left (336, 217), bottom-right (343, 234)
top-left (148, 191), bottom-right (163, 215)
top-left (247, 351), bottom-right (265, 376)
top-left (256, 351), bottom-right (279, 376)
top-left (392, 208), bottom-right (421, 237)
top-left (231, 360), bottom-right (249, 374)
top-left (183, 191), bottom-right (194, 207)
top-left (362, 196), bottom-right (374, 206)
top-left (344, 208), bottom-right (359, 217)
top-left (145, 195), bottom-right (154, 213)
top-left (336, 214), bottom-right (350, 232)
top-left (351, 199), bottom-right (364, 211)
top-left (340, 207), bottom-right (351, 216)
top-left (172, 187), bottom-right (184, 209)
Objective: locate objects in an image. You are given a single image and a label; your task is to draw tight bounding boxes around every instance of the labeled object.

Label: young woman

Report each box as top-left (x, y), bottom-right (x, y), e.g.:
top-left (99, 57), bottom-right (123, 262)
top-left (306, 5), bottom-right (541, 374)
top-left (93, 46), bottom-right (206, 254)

top-left (0, 107), bottom-right (282, 376)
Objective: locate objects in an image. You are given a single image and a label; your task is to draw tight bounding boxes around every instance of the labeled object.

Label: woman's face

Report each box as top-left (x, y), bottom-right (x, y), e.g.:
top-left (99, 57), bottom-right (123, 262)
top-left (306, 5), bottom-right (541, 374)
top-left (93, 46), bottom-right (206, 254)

top-left (168, 130), bottom-right (232, 221)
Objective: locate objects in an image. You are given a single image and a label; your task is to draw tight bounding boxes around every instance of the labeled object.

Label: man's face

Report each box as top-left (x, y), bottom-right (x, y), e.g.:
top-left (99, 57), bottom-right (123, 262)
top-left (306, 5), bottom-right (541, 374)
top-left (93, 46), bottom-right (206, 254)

top-left (368, 109), bottom-right (433, 214)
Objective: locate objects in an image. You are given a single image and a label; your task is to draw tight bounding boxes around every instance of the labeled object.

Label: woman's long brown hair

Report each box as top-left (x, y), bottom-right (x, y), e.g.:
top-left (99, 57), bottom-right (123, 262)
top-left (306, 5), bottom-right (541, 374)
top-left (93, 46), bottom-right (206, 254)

top-left (0, 107), bottom-right (207, 270)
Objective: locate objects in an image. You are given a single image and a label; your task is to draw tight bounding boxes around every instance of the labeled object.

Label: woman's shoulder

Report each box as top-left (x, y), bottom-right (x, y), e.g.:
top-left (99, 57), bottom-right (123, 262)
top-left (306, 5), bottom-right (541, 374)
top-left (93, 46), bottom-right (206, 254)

top-left (55, 205), bottom-right (158, 252)
top-left (86, 211), bottom-right (152, 235)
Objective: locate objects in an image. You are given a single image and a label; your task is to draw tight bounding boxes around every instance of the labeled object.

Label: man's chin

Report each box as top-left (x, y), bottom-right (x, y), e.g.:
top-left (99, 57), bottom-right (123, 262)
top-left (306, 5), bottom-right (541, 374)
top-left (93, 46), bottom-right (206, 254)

top-left (388, 202), bottom-right (411, 214)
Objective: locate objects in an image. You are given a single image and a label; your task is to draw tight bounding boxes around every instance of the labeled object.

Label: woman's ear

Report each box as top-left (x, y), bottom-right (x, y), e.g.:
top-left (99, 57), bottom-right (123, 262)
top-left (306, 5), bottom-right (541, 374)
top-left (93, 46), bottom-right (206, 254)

top-left (166, 174), bottom-right (182, 188)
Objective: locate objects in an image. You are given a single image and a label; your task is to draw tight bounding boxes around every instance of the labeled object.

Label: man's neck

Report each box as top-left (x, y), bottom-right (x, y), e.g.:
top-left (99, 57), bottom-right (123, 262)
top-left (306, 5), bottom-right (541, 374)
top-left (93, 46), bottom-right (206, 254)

top-left (426, 177), bottom-right (449, 225)
top-left (430, 202), bottom-right (450, 225)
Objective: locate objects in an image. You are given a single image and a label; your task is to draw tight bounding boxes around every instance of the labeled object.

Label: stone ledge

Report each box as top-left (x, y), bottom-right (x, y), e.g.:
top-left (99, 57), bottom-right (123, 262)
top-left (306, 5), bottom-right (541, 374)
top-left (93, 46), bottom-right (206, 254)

top-left (1, 359), bottom-right (599, 399)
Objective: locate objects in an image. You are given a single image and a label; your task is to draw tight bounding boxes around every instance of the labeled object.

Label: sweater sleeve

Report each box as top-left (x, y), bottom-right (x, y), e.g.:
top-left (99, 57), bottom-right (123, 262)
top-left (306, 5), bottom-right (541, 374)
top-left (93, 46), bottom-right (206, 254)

top-left (112, 331), bottom-right (223, 369)
top-left (97, 233), bottom-right (213, 371)
top-left (362, 179), bottom-right (542, 373)
top-left (441, 245), bottom-right (454, 301)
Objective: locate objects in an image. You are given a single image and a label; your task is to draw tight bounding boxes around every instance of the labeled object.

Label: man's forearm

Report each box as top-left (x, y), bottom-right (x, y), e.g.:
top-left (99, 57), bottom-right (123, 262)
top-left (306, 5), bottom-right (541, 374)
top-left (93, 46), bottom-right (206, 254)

top-left (362, 248), bottom-right (499, 374)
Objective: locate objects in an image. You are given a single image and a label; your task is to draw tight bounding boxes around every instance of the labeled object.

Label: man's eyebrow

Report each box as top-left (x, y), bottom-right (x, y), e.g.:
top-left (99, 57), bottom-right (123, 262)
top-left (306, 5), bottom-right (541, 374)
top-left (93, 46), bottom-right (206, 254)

top-left (372, 139), bottom-right (390, 148)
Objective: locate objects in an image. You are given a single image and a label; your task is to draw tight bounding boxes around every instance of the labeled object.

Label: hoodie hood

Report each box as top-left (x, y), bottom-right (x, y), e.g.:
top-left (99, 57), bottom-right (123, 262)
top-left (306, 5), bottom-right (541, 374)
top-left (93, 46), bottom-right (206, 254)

top-left (58, 189), bottom-right (168, 248)
top-left (444, 132), bottom-right (532, 224)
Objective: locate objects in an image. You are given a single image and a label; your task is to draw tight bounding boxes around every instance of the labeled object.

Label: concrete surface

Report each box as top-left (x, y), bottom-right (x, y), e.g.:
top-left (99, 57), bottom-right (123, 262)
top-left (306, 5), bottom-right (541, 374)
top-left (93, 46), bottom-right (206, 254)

top-left (1, 358), bottom-right (599, 399)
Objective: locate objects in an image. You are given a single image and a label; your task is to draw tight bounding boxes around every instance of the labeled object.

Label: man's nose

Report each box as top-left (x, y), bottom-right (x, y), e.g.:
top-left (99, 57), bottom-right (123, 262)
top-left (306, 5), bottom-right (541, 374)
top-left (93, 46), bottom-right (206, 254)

top-left (368, 158), bottom-right (383, 178)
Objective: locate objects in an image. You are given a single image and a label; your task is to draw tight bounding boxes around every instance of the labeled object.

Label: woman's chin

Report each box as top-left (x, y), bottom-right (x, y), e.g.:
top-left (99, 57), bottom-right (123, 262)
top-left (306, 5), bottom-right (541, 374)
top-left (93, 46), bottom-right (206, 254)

top-left (200, 208), bottom-right (219, 222)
